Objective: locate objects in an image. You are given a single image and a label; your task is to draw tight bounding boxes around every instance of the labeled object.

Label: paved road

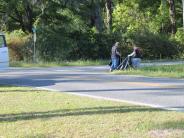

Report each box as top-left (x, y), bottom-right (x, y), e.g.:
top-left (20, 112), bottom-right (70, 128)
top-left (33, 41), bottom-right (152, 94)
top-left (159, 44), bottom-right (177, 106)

top-left (0, 66), bottom-right (184, 111)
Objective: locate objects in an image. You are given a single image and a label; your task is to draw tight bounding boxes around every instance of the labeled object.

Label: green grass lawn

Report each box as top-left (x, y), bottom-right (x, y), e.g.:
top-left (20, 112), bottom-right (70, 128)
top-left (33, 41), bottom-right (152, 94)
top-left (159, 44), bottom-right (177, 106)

top-left (10, 60), bottom-right (108, 67)
top-left (0, 86), bottom-right (184, 138)
top-left (114, 64), bottom-right (184, 78)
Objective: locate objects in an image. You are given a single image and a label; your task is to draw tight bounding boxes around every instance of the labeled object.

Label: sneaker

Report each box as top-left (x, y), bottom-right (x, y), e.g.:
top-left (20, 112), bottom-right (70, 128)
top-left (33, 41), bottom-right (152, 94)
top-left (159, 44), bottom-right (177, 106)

top-left (109, 68), bottom-right (113, 72)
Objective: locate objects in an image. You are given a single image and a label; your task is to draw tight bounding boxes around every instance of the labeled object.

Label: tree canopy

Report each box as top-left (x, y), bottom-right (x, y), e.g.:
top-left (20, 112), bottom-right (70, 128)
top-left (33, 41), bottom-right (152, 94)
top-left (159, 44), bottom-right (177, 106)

top-left (0, 0), bottom-right (184, 61)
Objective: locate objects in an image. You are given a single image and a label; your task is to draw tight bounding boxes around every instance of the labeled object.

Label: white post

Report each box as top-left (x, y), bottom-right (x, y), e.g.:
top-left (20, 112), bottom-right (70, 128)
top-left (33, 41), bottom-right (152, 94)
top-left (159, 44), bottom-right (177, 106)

top-left (32, 27), bottom-right (37, 62)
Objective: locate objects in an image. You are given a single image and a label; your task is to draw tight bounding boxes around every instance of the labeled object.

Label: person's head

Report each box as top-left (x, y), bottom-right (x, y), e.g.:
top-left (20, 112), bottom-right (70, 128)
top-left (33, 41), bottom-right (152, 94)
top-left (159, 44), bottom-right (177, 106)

top-left (134, 46), bottom-right (141, 55)
top-left (114, 42), bottom-right (119, 47)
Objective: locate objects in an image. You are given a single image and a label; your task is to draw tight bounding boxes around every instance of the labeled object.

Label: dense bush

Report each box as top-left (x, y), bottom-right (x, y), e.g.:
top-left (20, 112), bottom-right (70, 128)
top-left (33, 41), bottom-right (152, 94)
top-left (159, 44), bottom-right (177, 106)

top-left (6, 28), bottom-right (183, 62)
top-left (123, 30), bottom-right (180, 59)
top-left (174, 29), bottom-right (184, 58)
top-left (175, 29), bottom-right (184, 45)
top-left (112, 2), bottom-right (182, 59)
top-left (36, 22), bottom-right (120, 61)
top-left (2, 0), bottom-right (184, 62)
top-left (7, 30), bottom-right (33, 61)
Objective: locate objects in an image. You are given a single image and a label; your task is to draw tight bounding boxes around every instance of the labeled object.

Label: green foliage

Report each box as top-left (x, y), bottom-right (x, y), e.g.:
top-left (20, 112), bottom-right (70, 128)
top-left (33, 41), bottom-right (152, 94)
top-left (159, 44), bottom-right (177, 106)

top-left (1, 0), bottom-right (184, 61)
top-left (113, 3), bottom-right (148, 34)
top-left (114, 64), bottom-right (184, 78)
top-left (36, 25), bottom-right (74, 61)
top-left (37, 24), bottom-right (118, 61)
top-left (112, 1), bottom-right (170, 34)
top-left (35, 5), bottom-right (118, 61)
top-left (7, 30), bottom-right (33, 61)
top-left (175, 29), bottom-right (184, 45)
top-left (174, 29), bottom-right (184, 58)
top-left (112, 1), bottom-right (183, 59)
top-left (149, 1), bottom-right (170, 33)
top-left (122, 30), bottom-right (180, 59)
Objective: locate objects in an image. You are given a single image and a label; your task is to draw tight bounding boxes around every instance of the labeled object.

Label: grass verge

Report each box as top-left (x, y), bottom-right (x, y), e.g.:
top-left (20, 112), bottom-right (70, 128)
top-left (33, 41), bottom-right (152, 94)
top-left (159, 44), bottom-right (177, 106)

top-left (10, 60), bottom-right (109, 67)
top-left (0, 86), bottom-right (184, 138)
top-left (113, 64), bottom-right (184, 78)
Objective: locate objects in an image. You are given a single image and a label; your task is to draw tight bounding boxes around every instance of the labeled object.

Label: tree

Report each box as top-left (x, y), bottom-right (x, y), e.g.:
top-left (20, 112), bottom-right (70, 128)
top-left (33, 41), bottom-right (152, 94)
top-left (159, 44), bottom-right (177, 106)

top-left (105, 0), bottom-right (113, 33)
top-left (182, 0), bottom-right (184, 28)
top-left (88, 0), bottom-right (103, 33)
top-left (168, 0), bottom-right (176, 34)
top-left (0, 0), bottom-right (36, 33)
top-left (160, 0), bottom-right (167, 32)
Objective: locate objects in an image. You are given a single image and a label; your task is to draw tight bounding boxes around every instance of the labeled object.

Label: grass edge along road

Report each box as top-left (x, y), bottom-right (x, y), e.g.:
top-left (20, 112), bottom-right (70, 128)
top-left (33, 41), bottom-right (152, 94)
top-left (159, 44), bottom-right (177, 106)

top-left (0, 86), bottom-right (184, 138)
top-left (113, 64), bottom-right (184, 79)
top-left (10, 61), bottom-right (184, 78)
top-left (10, 60), bottom-right (109, 67)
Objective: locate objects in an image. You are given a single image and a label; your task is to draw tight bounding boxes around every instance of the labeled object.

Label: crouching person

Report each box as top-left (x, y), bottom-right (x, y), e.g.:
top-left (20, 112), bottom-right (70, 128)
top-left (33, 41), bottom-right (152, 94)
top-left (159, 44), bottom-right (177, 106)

top-left (128, 46), bottom-right (142, 68)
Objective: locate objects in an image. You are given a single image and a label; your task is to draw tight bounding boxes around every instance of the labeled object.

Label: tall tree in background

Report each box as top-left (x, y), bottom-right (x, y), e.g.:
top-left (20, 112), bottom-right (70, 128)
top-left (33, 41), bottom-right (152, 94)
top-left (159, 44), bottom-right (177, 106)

top-left (105, 0), bottom-right (113, 33)
top-left (90, 0), bottom-right (103, 33)
top-left (160, 0), bottom-right (167, 32)
top-left (94, 1), bottom-right (103, 32)
top-left (182, 0), bottom-right (184, 28)
top-left (168, 0), bottom-right (176, 34)
top-left (0, 0), bottom-right (37, 33)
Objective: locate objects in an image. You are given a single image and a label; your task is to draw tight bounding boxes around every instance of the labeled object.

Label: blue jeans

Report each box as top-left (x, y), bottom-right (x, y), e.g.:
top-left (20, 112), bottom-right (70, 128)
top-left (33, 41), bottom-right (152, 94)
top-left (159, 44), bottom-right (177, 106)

top-left (111, 57), bottom-right (119, 70)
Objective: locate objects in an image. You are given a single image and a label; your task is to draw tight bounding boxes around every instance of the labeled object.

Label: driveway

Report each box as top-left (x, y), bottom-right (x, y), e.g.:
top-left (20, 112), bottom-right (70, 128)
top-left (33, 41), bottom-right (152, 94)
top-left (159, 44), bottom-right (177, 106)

top-left (0, 66), bottom-right (184, 111)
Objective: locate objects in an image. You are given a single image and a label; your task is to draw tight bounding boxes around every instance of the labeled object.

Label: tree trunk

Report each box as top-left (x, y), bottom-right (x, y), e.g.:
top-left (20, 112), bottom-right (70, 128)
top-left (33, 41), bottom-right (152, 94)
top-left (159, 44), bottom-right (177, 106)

top-left (14, 8), bottom-right (26, 32)
top-left (94, 1), bottom-right (103, 32)
top-left (182, 0), bottom-right (184, 29)
top-left (105, 0), bottom-right (113, 33)
top-left (160, 0), bottom-right (167, 32)
top-left (23, 0), bottom-right (34, 33)
top-left (90, 0), bottom-right (103, 33)
top-left (168, 0), bottom-right (176, 34)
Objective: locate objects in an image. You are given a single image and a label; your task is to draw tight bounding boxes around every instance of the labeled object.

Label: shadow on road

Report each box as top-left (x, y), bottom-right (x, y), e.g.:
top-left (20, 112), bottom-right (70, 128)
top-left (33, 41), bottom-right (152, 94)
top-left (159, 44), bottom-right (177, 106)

top-left (1, 70), bottom-right (184, 88)
top-left (65, 88), bottom-right (184, 94)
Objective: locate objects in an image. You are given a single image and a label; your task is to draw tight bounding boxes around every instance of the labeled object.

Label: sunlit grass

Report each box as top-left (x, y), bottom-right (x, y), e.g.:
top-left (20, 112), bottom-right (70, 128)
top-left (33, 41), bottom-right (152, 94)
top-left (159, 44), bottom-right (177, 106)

top-left (10, 60), bottom-right (108, 67)
top-left (0, 86), bottom-right (184, 138)
top-left (114, 64), bottom-right (184, 78)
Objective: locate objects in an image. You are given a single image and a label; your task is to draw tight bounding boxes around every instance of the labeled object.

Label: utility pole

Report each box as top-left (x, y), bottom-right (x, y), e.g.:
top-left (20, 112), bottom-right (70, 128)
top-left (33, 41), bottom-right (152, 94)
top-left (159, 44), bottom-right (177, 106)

top-left (32, 27), bottom-right (37, 63)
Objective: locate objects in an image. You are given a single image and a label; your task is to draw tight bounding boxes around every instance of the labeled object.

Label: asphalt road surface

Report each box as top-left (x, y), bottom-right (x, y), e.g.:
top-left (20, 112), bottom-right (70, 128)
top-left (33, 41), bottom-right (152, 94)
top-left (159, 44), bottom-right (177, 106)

top-left (0, 66), bottom-right (184, 111)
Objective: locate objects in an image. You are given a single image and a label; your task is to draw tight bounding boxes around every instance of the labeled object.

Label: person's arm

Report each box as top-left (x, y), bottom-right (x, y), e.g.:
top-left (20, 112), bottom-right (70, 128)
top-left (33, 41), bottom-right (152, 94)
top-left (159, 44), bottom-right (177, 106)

top-left (115, 48), bottom-right (121, 56)
top-left (128, 51), bottom-right (135, 57)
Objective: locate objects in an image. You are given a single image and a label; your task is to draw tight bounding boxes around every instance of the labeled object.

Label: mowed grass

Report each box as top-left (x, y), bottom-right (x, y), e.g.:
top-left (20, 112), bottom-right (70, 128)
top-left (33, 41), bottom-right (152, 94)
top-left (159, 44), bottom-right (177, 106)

top-left (0, 86), bottom-right (184, 138)
top-left (10, 60), bottom-right (108, 67)
top-left (114, 64), bottom-right (184, 78)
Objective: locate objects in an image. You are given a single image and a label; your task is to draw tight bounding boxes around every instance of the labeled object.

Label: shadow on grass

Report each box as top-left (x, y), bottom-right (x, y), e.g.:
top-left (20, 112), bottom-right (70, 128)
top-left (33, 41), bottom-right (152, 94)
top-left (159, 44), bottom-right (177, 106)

top-left (0, 106), bottom-right (163, 122)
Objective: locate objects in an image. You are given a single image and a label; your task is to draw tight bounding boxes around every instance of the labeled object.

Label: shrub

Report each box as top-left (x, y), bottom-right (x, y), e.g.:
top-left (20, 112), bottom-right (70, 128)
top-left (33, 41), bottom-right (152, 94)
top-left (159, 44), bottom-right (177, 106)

top-left (36, 23), bottom-right (120, 61)
top-left (7, 30), bottom-right (33, 61)
top-left (123, 30), bottom-right (179, 59)
top-left (174, 29), bottom-right (184, 58)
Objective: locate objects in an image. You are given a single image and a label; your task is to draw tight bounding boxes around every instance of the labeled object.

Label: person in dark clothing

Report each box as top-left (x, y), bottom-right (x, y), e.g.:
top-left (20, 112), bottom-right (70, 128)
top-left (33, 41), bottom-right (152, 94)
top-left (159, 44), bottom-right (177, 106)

top-left (128, 46), bottom-right (142, 67)
top-left (128, 46), bottom-right (142, 58)
top-left (110, 42), bottom-right (121, 71)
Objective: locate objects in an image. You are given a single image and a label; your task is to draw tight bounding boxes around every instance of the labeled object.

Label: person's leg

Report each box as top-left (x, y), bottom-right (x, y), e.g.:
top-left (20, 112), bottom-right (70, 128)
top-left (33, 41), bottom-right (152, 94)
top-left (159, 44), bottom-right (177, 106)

top-left (114, 57), bottom-right (119, 69)
top-left (132, 58), bottom-right (141, 68)
top-left (110, 58), bottom-right (115, 71)
top-left (128, 56), bottom-right (132, 66)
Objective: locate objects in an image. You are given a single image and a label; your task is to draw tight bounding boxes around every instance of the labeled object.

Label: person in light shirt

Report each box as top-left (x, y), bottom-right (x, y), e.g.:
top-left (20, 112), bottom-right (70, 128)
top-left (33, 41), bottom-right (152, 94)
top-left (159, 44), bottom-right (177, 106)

top-left (110, 42), bottom-right (121, 72)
